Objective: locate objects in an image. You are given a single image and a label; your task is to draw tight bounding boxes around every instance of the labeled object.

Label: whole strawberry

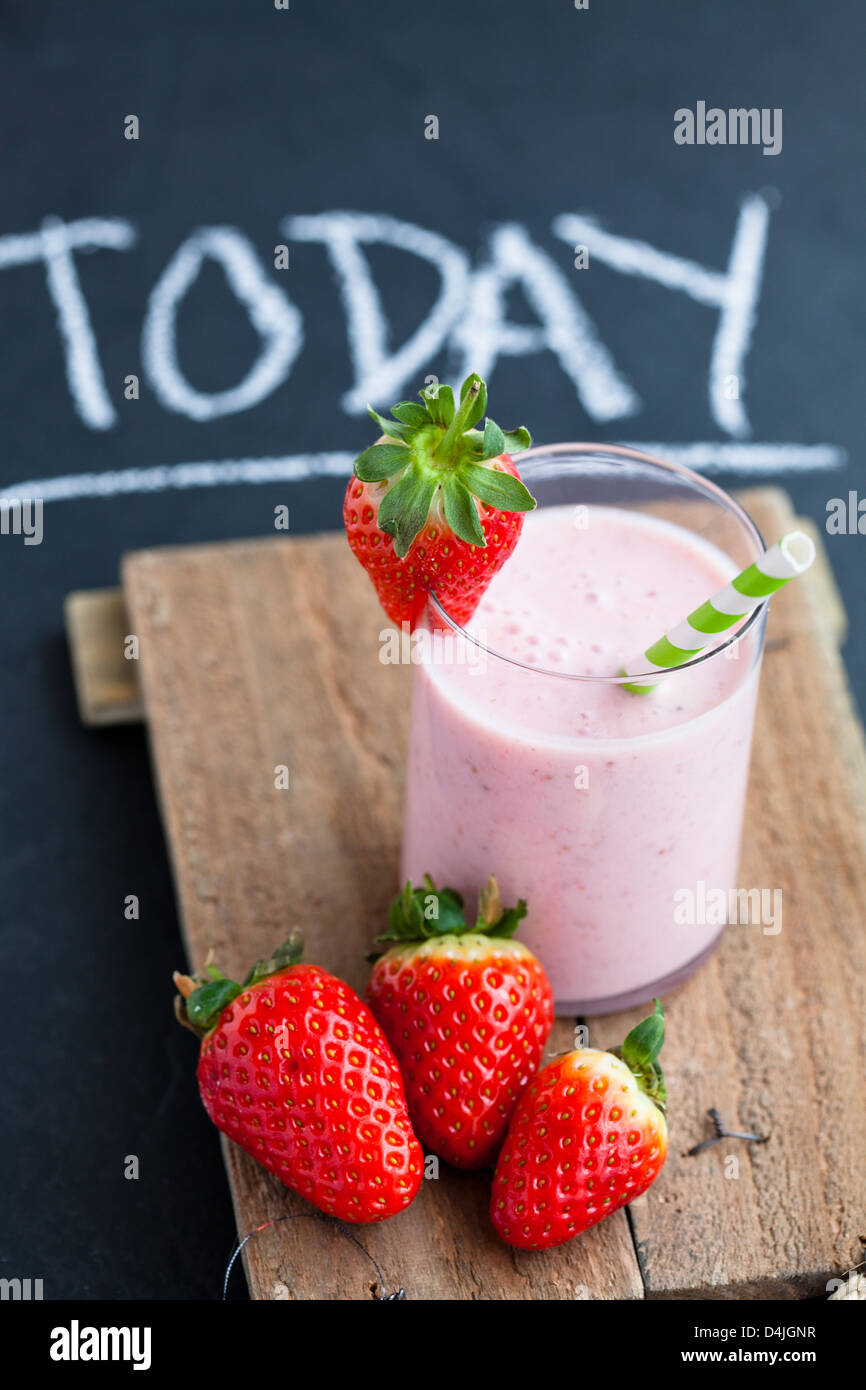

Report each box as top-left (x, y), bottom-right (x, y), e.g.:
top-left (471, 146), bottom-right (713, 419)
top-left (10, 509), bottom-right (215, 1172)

top-left (366, 877), bottom-right (554, 1169)
top-left (175, 934), bottom-right (423, 1223)
top-left (491, 1002), bottom-right (668, 1250)
top-left (344, 373), bottom-right (535, 629)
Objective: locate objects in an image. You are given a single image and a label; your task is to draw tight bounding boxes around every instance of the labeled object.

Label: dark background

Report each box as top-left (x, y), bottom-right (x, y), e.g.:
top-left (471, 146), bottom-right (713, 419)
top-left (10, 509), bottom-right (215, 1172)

top-left (1, 0), bottom-right (863, 1298)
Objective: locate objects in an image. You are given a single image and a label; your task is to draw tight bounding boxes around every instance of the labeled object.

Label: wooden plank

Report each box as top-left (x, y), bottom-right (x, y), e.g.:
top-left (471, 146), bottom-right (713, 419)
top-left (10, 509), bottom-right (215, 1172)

top-left (117, 485), bottom-right (866, 1299)
top-left (65, 502), bottom-right (846, 731)
top-left (122, 536), bottom-right (642, 1301)
top-left (64, 588), bottom-right (142, 726)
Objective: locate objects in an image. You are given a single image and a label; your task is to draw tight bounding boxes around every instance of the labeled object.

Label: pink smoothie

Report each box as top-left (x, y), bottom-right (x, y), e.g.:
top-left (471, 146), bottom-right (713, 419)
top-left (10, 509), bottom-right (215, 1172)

top-left (401, 503), bottom-right (763, 1011)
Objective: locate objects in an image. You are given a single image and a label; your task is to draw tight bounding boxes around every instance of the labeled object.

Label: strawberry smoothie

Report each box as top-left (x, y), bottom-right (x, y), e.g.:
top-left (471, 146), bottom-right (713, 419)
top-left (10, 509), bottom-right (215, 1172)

top-left (401, 501), bottom-right (764, 1012)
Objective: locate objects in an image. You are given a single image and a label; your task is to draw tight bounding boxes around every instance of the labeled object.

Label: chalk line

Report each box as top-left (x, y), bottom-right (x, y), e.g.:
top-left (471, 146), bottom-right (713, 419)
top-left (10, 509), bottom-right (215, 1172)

top-left (624, 443), bottom-right (845, 473)
top-left (0, 454), bottom-right (357, 503)
top-left (0, 443), bottom-right (845, 506)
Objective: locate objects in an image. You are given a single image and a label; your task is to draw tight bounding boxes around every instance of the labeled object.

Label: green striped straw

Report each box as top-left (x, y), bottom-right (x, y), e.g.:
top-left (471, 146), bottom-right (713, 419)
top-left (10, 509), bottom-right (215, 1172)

top-left (622, 531), bottom-right (816, 693)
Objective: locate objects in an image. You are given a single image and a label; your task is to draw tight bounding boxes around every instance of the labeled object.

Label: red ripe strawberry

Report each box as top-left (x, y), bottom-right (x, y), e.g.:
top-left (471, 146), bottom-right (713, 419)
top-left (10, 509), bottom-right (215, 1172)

top-left (491, 1002), bottom-right (668, 1250)
top-left (343, 373), bottom-right (535, 629)
top-left (174, 935), bottom-right (423, 1223)
top-left (366, 877), bottom-right (554, 1170)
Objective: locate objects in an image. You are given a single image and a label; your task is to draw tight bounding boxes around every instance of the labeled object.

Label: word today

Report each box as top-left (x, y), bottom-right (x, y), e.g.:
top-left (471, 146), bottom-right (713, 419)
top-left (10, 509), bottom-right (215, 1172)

top-left (0, 197), bottom-right (774, 442)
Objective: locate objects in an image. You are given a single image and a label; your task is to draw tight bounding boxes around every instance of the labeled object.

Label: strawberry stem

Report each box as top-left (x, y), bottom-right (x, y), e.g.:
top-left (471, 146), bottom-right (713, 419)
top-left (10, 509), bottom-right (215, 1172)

top-left (477, 875), bottom-right (504, 928)
top-left (173, 970), bottom-right (196, 1000)
top-left (617, 999), bottom-right (667, 1112)
top-left (353, 372), bottom-right (535, 554)
top-left (434, 377), bottom-right (481, 463)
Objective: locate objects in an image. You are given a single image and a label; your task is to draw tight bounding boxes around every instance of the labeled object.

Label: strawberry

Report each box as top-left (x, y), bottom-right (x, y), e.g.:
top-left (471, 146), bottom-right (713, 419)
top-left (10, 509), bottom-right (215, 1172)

top-left (343, 372), bottom-right (535, 629)
top-left (366, 876), bottom-right (554, 1170)
top-left (491, 1001), bottom-right (668, 1250)
top-left (174, 934), bottom-right (423, 1223)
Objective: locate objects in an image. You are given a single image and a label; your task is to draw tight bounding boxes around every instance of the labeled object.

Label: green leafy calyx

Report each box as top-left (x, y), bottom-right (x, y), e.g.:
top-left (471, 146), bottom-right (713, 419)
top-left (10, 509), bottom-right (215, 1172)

top-left (371, 874), bottom-right (528, 956)
top-left (174, 930), bottom-right (304, 1037)
top-left (353, 372), bottom-right (535, 557)
top-left (615, 999), bottom-right (667, 1112)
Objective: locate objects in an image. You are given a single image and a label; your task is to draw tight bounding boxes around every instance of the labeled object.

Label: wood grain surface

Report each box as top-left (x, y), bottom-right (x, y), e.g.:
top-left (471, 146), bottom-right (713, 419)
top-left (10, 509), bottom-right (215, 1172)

top-left (116, 487), bottom-right (866, 1300)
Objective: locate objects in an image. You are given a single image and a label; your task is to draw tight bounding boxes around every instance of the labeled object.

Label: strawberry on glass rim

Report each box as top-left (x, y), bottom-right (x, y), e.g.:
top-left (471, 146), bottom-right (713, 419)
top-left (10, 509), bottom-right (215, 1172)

top-left (343, 372), bottom-right (536, 629)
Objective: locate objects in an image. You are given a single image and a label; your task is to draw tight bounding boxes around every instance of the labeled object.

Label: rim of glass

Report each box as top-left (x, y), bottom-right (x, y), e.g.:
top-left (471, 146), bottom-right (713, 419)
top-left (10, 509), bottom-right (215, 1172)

top-left (428, 442), bottom-right (768, 685)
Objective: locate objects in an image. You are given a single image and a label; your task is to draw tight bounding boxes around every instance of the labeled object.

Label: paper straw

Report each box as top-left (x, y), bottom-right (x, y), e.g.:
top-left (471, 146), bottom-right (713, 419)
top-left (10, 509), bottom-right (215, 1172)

top-left (622, 530), bottom-right (816, 693)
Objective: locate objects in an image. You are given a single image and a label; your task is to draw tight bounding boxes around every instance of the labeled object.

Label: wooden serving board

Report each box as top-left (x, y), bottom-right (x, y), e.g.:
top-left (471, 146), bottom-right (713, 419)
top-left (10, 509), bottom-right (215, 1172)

top-left (68, 487), bottom-right (866, 1299)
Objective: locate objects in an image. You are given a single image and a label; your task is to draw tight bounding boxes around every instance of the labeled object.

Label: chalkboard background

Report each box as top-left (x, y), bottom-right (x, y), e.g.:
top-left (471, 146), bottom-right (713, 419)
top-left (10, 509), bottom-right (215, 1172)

top-left (1, 0), bottom-right (863, 1298)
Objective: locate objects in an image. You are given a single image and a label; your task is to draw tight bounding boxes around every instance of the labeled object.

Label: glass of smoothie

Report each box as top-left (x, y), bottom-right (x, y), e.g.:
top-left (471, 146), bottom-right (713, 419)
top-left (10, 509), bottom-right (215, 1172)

top-left (400, 444), bottom-right (768, 1014)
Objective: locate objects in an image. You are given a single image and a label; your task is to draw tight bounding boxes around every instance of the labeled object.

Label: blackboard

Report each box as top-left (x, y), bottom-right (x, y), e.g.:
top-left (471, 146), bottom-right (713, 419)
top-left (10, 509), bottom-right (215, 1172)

top-left (1, 0), bottom-right (863, 1298)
